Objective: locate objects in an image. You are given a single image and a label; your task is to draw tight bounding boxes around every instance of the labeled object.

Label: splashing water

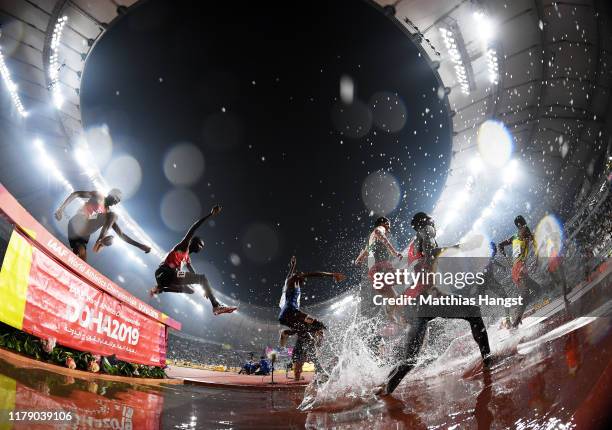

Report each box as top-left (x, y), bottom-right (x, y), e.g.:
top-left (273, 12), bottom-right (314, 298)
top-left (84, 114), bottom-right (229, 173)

top-left (298, 295), bottom-right (513, 410)
top-left (299, 308), bottom-right (393, 410)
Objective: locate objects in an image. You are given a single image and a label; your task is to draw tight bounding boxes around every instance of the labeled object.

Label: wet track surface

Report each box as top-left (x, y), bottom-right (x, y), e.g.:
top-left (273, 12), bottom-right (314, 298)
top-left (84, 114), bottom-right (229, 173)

top-left (1, 272), bottom-right (611, 429)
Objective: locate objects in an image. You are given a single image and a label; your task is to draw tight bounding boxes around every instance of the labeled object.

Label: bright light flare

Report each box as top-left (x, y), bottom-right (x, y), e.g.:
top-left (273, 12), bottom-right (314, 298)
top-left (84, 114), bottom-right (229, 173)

top-left (534, 214), bottom-right (564, 258)
top-left (470, 157), bottom-right (484, 174)
top-left (477, 120), bottom-right (513, 168)
top-left (504, 159), bottom-right (519, 184)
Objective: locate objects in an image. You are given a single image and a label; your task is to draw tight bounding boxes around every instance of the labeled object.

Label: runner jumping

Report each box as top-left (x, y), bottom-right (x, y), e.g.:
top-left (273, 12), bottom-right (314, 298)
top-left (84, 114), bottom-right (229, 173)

top-left (54, 189), bottom-right (151, 261)
top-left (149, 205), bottom-right (237, 316)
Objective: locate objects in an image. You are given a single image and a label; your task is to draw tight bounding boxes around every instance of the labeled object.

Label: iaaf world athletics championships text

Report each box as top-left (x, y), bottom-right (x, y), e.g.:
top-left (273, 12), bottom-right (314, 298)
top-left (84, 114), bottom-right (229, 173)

top-left (372, 269), bottom-right (523, 308)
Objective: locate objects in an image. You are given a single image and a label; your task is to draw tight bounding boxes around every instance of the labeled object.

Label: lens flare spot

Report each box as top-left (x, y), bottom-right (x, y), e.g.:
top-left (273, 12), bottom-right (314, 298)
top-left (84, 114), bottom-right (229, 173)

top-left (477, 120), bottom-right (513, 168)
top-left (535, 214), bottom-right (564, 257)
top-left (361, 170), bottom-right (401, 216)
top-left (161, 188), bottom-right (202, 232)
top-left (103, 155), bottom-right (142, 199)
top-left (242, 223), bottom-right (279, 264)
top-left (163, 142), bottom-right (205, 186)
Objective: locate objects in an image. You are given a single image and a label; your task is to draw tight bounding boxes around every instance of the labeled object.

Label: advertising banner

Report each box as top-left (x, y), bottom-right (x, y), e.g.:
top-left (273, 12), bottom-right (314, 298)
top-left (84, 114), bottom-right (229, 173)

top-left (0, 185), bottom-right (180, 331)
top-left (1, 230), bottom-right (167, 366)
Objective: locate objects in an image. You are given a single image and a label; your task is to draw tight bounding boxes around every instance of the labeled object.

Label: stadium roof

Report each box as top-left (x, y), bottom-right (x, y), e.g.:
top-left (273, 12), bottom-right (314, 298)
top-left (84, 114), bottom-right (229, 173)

top-left (1, 0), bottom-right (611, 320)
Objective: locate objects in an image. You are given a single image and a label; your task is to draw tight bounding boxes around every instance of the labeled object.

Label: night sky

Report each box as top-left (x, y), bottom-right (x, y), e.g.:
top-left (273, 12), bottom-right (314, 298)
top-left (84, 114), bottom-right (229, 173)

top-left (80, 0), bottom-right (452, 307)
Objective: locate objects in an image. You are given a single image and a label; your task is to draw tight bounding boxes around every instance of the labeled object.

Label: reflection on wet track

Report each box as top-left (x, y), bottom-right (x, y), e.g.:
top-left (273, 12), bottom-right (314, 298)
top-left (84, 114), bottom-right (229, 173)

top-left (0, 272), bottom-right (611, 429)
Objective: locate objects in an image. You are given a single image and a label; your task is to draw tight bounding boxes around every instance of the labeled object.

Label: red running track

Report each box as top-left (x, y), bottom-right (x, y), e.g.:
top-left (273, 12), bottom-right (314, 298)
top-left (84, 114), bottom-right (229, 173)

top-left (166, 366), bottom-right (313, 389)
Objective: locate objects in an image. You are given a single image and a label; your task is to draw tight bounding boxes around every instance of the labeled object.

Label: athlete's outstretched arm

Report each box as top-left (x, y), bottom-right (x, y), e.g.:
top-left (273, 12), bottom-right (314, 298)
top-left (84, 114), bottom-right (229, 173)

top-left (497, 237), bottom-right (513, 256)
top-left (286, 256), bottom-right (297, 278)
top-left (354, 247), bottom-right (368, 265)
top-left (54, 191), bottom-right (98, 220)
top-left (300, 271), bottom-right (346, 282)
top-left (175, 205), bottom-right (221, 251)
top-left (110, 222), bottom-right (151, 253)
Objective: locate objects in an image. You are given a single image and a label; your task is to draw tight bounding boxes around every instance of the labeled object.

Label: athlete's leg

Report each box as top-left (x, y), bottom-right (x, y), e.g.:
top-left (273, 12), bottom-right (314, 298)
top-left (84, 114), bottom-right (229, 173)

top-left (72, 242), bottom-right (87, 261)
top-left (91, 213), bottom-right (117, 253)
top-left (294, 361), bottom-right (304, 380)
top-left (551, 266), bottom-right (570, 303)
top-left (281, 309), bottom-right (326, 333)
top-left (176, 272), bottom-right (220, 306)
top-left (486, 277), bottom-right (511, 325)
top-left (465, 316), bottom-right (491, 361)
top-left (68, 226), bottom-right (89, 261)
top-left (511, 262), bottom-right (531, 327)
top-left (292, 334), bottom-right (309, 380)
top-left (378, 317), bottom-right (430, 395)
top-left (174, 271), bottom-right (236, 314)
top-left (159, 283), bottom-right (196, 294)
top-left (98, 212), bottom-right (117, 243)
top-left (279, 328), bottom-right (296, 348)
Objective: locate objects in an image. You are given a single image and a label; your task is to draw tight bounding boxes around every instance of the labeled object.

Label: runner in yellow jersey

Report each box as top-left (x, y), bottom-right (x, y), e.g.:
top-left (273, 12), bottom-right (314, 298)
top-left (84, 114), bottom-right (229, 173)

top-left (498, 215), bottom-right (542, 327)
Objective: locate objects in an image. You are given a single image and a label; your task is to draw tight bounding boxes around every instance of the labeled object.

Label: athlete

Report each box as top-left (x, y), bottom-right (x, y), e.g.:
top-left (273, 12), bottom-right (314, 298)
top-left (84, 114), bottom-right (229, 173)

top-left (54, 189), bottom-right (151, 261)
top-left (539, 238), bottom-right (570, 309)
top-left (278, 255), bottom-right (345, 379)
top-left (374, 212), bottom-right (491, 396)
top-left (498, 215), bottom-right (542, 327)
top-left (149, 205), bottom-right (237, 316)
top-left (482, 242), bottom-right (512, 328)
top-left (354, 217), bottom-right (403, 321)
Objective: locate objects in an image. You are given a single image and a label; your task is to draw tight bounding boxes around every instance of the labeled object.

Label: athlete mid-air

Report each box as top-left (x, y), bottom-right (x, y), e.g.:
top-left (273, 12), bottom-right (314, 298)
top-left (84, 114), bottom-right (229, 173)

top-left (54, 188), bottom-right (151, 262)
top-left (150, 205), bottom-right (237, 316)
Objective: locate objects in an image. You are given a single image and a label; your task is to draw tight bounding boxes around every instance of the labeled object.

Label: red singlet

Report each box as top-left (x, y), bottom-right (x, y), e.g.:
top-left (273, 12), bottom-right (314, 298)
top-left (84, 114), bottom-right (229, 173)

top-left (163, 249), bottom-right (191, 270)
top-left (81, 200), bottom-right (107, 219)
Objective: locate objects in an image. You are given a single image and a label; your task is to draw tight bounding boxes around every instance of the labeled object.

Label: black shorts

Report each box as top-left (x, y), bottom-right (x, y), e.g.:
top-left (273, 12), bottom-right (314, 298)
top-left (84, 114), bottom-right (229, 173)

top-left (279, 308), bottom-right (326, 334)
top-left (154, 265), bottom-right (196, 294)
top-left (67, 215), bottom-right (105, 249)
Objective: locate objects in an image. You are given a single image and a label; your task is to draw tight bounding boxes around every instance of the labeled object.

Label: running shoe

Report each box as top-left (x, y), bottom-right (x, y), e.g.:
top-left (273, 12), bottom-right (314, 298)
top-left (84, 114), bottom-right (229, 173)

top-left (213, 305), bottom-right (238, 315)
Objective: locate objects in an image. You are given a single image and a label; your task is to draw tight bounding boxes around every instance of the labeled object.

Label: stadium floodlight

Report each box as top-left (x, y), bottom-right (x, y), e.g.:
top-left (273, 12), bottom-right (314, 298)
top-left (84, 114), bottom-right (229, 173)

top-left (33, 139), bottom-right (73, 191)
top-left (486, 48), bottom-right (499, 84)
top-left (439, 27), bottom-right (470, 94)
top-left (473, 11), bottom-right (494, 42)
top-left (49, 16), bottom-right (68, 109)
top-left (0, 49), bottom-right (28, 117)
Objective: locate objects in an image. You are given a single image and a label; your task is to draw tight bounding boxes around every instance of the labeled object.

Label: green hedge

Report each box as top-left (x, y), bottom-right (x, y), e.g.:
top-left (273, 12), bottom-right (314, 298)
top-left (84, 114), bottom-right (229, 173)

top-left (0, 322), bottom-right (166, 379)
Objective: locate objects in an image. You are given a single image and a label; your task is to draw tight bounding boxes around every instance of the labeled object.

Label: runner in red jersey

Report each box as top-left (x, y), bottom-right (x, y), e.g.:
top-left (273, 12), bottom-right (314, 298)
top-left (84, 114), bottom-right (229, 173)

top-left (149, 205), bottom-right (237, 316)
top-left (54, 189), bottom-right (151, 262)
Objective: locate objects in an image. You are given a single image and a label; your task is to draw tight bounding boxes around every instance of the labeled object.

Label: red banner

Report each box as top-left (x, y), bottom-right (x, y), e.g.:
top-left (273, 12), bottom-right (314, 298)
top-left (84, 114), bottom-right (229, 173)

top-left (1, 374), bottom-right (163, 429)
top-left (21, 244), bottom-right (167, 366)
top-left (0, 184), bottom-right (180, 331)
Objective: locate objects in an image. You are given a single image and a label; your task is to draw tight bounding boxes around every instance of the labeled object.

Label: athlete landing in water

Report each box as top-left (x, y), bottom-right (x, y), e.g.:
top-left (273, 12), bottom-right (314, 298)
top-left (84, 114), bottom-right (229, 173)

top-left (498, 215), bottom-right (542, 328)
top-left (278, 255), bottom-right (345, 380)
top-left (149, 205), bottom-right (237, 316)
top-left (374, 212), bottom-right (492, 396)
top-left (54, 189), bottom-right (151, 262)
top-left (354, 216), bottom-right (403, 322)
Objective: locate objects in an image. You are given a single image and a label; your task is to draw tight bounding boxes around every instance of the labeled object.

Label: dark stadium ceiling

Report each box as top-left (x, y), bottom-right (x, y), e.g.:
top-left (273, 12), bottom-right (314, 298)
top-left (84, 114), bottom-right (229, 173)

top-left (1, 0), bottom-right (611, 315)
